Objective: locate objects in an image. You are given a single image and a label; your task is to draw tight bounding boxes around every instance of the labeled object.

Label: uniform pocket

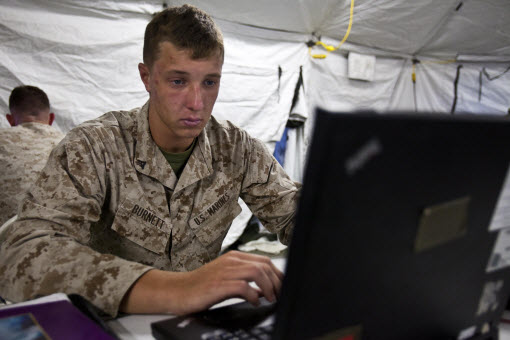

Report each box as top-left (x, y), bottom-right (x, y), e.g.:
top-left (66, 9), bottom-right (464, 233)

top-left (111, 195), bottom-right (169, 255)
top-left (189, 197), bottom-right (242, 254)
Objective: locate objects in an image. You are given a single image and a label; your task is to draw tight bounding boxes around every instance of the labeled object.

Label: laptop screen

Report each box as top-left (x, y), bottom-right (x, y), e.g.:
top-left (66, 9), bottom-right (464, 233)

top-left (274, 108), bottom-right (510, 340)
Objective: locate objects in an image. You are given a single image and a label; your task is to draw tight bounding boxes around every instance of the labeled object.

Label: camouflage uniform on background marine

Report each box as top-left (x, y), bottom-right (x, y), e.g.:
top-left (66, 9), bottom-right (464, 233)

top-left (0, 101), bottom-right (300, 316)
top-left (0, 122), bottom-right (64, 226)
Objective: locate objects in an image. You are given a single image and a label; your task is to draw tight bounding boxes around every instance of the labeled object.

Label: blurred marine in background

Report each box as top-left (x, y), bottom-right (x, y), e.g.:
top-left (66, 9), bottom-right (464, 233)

top-left (0, 85), bottom-right (64, 226)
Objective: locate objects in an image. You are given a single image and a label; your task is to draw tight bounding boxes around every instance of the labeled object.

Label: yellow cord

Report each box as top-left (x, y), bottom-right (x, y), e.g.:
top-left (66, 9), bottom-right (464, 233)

top-left (311, 0), bottom-right (355, 59)
top-left (422, 59), bottom-right (457, 65)
top-left (412, 58), bottom-right (457, 83)
top-left (309, 46), bottom-right (326, 59)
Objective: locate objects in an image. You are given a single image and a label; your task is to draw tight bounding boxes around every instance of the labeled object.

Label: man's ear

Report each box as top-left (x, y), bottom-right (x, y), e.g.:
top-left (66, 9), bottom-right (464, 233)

top-left (138, 63), bottom-right (151, 93)
top-left (48, 113), bottom-right (55, 126)
top-left (6, 114), bottom-right (15, 126)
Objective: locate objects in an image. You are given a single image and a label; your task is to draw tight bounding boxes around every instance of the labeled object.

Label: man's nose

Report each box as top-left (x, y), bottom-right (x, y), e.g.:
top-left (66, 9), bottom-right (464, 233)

top-left (186, 84), bottom-right (204, 111)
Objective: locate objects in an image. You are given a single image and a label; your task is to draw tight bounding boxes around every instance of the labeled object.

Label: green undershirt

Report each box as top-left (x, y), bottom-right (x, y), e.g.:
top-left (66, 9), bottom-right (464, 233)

top-left (159, 138), bottom-right (197, 178)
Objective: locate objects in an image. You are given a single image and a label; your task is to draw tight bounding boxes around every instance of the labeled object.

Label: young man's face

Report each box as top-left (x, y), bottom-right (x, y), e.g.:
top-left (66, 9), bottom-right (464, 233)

top-left (140, 41), bottom-right (222, 153)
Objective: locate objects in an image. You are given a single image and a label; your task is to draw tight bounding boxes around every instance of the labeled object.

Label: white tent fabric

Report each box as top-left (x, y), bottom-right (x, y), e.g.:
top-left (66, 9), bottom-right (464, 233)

top-left (1, 0), bottom-right (509, 249)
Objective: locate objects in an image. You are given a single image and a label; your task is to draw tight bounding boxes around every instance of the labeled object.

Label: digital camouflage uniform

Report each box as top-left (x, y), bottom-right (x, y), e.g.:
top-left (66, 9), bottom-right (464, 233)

top-left (0, 123), bottom-right (64, 226)
top-left (0, 102), bottom-right (300, 316)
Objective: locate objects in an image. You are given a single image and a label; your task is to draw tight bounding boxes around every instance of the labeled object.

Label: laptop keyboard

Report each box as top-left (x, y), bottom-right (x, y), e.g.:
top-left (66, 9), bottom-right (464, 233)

top-left (201, 323), bottom-right (273, 340)
top-left (151, 298), bottom-right (276, 340)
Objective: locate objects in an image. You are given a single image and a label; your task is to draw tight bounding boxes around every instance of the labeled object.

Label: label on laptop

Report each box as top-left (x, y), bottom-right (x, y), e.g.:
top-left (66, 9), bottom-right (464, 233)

top-left (488, 164), bottom-right (510, 231)
top-left (487, 227), bottom-right (510, 272)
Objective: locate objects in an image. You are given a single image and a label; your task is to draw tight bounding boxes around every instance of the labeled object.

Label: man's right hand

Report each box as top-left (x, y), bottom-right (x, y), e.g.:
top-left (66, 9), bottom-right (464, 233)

top-left (119, 250), bottom-right (284, 315)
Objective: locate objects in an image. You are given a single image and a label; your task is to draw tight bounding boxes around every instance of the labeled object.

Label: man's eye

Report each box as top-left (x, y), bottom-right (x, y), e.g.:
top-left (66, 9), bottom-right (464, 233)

top-left (204, 80), bottom-right (217, 86)
top-left (171, 79), bottom-right (184, 85)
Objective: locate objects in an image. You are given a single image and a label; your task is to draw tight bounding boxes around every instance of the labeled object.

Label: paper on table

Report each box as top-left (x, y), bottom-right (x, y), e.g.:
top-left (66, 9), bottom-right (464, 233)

top-left (238, 237), bottom-right (287, 254)
top-left (0, 293), bottom-right (69, 311)
top-left (487, 227), bottom-right (510, 273)
top-left (489, 164), bottom-right (510, 231)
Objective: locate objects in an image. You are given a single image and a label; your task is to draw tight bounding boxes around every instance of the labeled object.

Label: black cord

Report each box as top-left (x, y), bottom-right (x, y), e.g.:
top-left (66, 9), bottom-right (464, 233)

top-left (482, 66), bottom-right (510, 81)
top-left (451, 64), bottom-right (463, 114)
top-left (478, 65), bottom-right (510, 102)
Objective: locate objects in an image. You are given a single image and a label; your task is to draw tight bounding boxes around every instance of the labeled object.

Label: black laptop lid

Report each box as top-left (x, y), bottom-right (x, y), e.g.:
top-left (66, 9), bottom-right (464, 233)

top-left (274, 109), bottom-right (510, 340)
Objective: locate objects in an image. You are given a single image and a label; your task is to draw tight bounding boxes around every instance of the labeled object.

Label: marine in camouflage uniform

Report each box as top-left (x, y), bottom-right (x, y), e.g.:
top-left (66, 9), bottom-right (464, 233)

top-left (0, 123), bottom-right (64, 226)
top-left (0, 101), bottom-right (300, 316)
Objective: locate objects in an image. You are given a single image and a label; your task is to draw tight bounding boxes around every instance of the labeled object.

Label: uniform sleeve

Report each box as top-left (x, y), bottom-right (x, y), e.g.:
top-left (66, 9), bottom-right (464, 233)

top-left (240, 136), bottom-right (301, 245)
top-left (0, 129), bottom-right (152, 317)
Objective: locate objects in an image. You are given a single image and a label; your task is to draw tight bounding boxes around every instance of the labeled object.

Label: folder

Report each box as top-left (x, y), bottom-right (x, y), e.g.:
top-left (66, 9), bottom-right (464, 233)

top-left (0, 297), bottom-right (116, 340)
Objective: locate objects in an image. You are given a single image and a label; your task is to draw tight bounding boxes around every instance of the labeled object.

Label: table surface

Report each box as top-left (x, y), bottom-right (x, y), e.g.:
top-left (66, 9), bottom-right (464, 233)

top-left (107, 309), bottom-right (510, 340)
top-left (106, 256), bottom-right (510, 340)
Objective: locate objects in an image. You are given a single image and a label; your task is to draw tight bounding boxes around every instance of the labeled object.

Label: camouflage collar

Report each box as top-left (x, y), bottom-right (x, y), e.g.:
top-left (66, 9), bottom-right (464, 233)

top-left (16, 122), bottom-right (57, 133)
top-left (133, 101), bottom-right (213, 191)
top-left (175, 120), bottom-right (213, 193)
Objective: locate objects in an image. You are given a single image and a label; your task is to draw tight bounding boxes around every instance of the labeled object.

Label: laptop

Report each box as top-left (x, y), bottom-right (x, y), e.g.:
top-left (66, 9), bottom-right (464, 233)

top-left (152, 108), bottom-right (510, 340)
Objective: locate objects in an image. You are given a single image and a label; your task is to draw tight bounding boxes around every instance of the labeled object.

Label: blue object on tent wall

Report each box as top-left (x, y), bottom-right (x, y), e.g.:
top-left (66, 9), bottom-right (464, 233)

top-left (273, 127), bottom-right (288, 166)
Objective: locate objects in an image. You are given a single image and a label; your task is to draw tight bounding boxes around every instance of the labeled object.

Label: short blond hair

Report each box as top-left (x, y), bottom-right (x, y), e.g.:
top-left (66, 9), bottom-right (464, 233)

top-left (143, 4), bottom-right (224, 69)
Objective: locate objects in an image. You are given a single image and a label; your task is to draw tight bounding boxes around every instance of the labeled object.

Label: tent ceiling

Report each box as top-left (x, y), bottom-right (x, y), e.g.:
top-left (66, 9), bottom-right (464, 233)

top-left (170, 0), bottom-right (510, 58)
top-left (5, 0), bottom-right (508, 58)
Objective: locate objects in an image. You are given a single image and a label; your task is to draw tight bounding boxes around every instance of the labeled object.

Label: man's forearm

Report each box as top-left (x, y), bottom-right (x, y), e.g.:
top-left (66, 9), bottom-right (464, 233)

top-left (120, 269), bottom-right (186, 314)
top-left (119, 251), bottom-right (283, 316)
